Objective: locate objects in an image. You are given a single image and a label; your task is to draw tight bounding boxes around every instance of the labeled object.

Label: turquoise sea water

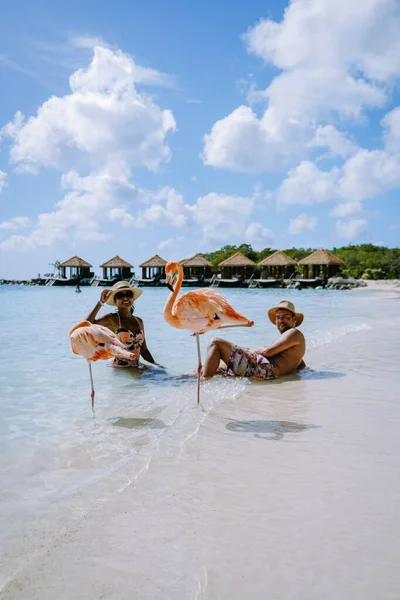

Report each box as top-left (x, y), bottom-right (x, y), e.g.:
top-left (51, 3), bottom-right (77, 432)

top-left (1, 284), bottom-right (399, 598)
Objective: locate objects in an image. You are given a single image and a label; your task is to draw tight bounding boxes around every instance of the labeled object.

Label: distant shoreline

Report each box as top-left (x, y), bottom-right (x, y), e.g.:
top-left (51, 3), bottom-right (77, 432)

top-left (1, 278), bottom-right (400, 291)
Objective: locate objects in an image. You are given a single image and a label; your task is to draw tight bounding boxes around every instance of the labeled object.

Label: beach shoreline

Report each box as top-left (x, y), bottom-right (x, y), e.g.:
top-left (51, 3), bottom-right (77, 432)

top-left (353, 279), bottom-right (400, 292)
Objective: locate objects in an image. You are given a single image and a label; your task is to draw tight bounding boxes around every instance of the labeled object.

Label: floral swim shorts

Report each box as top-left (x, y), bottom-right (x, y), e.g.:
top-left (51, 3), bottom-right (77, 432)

top-left (219, 344), bottom-right (278, 380)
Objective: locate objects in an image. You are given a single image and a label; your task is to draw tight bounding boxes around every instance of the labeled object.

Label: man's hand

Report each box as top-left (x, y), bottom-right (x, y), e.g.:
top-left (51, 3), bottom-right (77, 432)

top-left (252, 347), bottom-right (267, 356)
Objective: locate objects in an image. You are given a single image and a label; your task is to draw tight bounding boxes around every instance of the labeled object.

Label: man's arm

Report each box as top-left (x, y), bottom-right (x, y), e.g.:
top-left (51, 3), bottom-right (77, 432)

top-left (252, 329), bottom-right (301, 358)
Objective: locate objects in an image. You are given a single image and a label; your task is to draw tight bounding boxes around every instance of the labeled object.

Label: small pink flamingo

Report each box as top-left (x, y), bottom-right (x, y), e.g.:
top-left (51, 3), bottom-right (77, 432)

top-left (164, 262), bottom-right (254, 403)
top-left (69, 320), bottom-right (138, 409)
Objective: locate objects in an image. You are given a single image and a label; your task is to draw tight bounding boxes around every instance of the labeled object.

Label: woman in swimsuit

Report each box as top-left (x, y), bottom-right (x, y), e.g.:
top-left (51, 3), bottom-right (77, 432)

top-left (86, 280), bottom-right (159, 368)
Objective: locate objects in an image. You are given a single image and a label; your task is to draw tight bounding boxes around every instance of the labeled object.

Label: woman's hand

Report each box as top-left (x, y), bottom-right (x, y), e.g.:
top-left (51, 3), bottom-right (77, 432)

top-left (130, 349), bottom-right (140, 361)
top-left (100, 289), bottom-right (112, 304)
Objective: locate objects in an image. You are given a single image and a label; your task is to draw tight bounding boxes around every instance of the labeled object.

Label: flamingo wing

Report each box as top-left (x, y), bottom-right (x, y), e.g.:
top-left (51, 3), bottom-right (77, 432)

top-left (172, 289), bottom-right (252, 333)
top-left (69, 322), bottom-right (135, 362)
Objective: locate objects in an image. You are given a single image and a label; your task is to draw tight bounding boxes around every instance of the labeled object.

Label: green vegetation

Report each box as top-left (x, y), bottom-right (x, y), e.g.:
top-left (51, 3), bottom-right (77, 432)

top-left (202, 244), bottom-right (400, 279)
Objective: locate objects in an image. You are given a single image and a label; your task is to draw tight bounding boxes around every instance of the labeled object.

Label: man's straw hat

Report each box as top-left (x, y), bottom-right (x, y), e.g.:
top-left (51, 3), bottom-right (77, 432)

top-left (106, 281), bottom-right (143, 306)
top-left (268, 300), bottom-right (304, 327)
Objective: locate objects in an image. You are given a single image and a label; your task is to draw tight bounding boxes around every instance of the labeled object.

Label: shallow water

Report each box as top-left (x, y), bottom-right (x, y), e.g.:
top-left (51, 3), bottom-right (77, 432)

top-left (0, 285), bottom-right (399, 598)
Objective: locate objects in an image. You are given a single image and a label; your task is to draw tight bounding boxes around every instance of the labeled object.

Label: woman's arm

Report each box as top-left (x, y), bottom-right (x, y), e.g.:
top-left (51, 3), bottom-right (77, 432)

top-left (86, 289), bottom-right (113, 325)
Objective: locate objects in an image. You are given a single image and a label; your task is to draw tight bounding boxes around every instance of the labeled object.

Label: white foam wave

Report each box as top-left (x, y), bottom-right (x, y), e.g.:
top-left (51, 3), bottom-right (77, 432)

top-left (307, 323), bottom-right (371, 351)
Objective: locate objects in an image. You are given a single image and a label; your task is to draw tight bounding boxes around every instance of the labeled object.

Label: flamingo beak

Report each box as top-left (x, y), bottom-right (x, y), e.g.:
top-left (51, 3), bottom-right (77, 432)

top-left (167, 282), bottom-right (175, 292)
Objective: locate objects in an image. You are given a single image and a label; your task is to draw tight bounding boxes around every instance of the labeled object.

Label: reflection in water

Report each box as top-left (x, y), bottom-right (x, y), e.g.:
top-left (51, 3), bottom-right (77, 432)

top-left (110, 418), bottom-right (167, 430)
top-left (261, 369), bottom-right (345, 385)
top-left (226, 420), bottom-right (319, 441)
top-left (298, 369), bottom-right (345, 380)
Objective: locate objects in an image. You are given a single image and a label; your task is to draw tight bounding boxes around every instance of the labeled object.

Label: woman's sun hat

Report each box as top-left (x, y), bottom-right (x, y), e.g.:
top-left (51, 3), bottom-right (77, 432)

top-left (268, 300), bottom-right (304, 327)
top-left (106, 281), bottom-right (143, 306)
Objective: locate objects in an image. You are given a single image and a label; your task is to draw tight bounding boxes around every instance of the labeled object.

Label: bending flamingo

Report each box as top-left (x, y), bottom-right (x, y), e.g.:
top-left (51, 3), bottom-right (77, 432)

top-left (69, 320), bottom-right (138, 409)
top-left (163, 262), bottom-right (254, 403)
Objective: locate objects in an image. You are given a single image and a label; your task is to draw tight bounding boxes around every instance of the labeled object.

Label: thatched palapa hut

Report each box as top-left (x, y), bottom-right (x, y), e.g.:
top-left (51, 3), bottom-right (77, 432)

top-left (99, 256), bottom-right (133, 281)
top-left (298, 249), bottom-right (344, 280)
top-left (181, 254), bottom-right (213, 280)
top-left (139, 254), bottom-right (167, 280)
top-left (218, 252), bottom-right (256, 280)
top-left (258, 251), bottom-right (297, 279)
top-left (59, 256), bottom-right (93, 281)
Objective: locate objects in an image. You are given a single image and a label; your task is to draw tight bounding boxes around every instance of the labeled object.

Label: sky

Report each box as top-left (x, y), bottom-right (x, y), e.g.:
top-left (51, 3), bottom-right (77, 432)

top-left (0, 0), bottom-right (399, 279)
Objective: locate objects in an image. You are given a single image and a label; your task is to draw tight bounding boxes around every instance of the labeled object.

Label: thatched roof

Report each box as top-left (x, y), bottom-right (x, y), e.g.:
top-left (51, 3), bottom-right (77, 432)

top-left (298, 249), bottom-right (345, 266)
top-left (218, 252), bottom-right (256, 267)
top-left (258, 251), bottom-right (297, 267)
top-left (139, 254), bottom-right (167, 268)
top-left (100, 255), bottom-right (132, 268)
top-left (60, 256), bottom-right (92, 268)
top-left (181, 253), bottom-right (213, 268)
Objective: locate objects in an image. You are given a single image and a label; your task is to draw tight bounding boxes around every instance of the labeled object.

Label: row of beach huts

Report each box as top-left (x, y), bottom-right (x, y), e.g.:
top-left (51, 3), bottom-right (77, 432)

top-left (30, 249), bottom-right (346, 289)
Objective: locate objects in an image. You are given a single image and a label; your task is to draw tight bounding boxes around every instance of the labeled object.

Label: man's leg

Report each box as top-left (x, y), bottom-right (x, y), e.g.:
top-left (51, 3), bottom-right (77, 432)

top-left (202, 337), bottom-right (233, 378)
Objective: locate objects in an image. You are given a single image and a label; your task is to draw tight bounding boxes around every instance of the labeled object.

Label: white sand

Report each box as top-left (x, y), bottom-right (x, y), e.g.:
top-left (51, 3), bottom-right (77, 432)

top-left (354, 279), bottom-right (400, 292)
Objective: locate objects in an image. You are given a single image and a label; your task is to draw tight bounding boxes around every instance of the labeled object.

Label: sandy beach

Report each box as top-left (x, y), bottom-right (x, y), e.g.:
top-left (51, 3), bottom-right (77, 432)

top-left (355, 279), bottom-right (400, 292)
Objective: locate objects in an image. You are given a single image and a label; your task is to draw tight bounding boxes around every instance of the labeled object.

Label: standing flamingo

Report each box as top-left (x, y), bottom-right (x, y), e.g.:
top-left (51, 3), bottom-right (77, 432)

top-left (163, 262), bottom-right (254, 403)
top-left (69, 320), bottom-right (138, 410)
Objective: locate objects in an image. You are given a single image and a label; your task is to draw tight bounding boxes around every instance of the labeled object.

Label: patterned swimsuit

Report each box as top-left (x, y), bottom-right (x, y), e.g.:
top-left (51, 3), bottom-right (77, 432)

top-left (218, 344), bottom-right (278, 380)
top-left (111, 314), bottom-right (145, 368)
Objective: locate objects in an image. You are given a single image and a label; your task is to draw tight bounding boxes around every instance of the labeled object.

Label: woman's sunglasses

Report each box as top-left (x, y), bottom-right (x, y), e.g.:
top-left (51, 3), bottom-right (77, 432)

top-left (115, 290), bottom-right (134, 300)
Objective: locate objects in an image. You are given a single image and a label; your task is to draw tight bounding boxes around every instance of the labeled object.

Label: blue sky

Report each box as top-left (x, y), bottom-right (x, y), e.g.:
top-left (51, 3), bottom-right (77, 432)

top-left (0, 0), bottom-right (399, 278)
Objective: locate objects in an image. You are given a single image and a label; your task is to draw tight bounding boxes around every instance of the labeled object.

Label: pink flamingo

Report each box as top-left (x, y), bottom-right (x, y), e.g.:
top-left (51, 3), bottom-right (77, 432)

top-left (69, 320), bottom-right (138, 409)
top-left (164, 262), bottom-right (254, 403)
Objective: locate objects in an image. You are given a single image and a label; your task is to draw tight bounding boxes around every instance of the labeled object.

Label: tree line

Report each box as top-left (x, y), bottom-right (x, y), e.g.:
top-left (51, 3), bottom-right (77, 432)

top-left (202, 244), bottom-right (400, 280)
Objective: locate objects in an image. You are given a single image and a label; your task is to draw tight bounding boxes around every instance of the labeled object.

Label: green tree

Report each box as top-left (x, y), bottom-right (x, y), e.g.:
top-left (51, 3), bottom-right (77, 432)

top-left (49, 260), bottom-right (61, 276)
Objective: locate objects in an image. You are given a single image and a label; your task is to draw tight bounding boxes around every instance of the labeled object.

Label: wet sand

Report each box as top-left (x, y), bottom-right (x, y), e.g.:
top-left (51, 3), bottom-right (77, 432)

top-left (1, 321), bottom-right (400, 600)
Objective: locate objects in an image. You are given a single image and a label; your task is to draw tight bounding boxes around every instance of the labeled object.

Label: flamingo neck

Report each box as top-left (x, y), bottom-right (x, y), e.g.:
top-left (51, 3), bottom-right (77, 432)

top-left (164, 263), bottom-right (183, 326)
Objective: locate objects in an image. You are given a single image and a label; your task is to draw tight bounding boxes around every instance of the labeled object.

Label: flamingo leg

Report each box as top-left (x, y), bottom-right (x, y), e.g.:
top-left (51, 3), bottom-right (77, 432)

top-left (88, 362), bottom-right (95, 412)
top-left (195, 333), bottom-right (202, 405)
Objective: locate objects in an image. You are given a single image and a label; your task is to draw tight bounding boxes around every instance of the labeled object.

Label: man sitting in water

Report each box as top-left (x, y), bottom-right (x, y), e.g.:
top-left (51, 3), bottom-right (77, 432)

top-left (202, 300), bottom-right (306, 380)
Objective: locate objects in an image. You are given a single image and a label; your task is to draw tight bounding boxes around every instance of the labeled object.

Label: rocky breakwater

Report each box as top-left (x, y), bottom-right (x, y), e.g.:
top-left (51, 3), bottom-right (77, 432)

top-left (327, 277), bottom-right (367, 290)
top-left (0, 279), bottom-right (38, 285)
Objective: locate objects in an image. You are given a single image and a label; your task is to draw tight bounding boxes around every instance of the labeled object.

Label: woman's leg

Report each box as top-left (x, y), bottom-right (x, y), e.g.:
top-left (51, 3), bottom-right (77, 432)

top-left (202, 338), bottom-right (233, 378)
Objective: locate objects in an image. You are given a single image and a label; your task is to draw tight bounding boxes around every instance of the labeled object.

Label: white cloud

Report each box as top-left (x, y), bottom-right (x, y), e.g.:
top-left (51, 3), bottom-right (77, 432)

top-left (336, 219), bottom-right (368, 241)
top-left (244, 222), bottom-right (275, 248)
top-left (70, 35), bottom-right (110, 50)
top-left (203, 105), bottom-right (311, 172)
top-left (383, 107), bottom-right (400, 150)
top-left (330, 202), bottom-right (362, 218)
top-left (339, 148), bottom-right (400, 202)
top-left (279, 110), bottom-right (400, 214)
top-left (190, 192), bottom-right (254, 242)
top-left (1, 45), bottom-right (176, 174)
top-left (203, 0), bottom-right (400, 172)
top-left (278, 161), bottom-right (339, 206)
top-left (308, 125), bottom-right (356, 159)
top-left (157, 236), bottom-right (184, 251)
top-left (0, 216), bottom-right (31, 230)
top-left (288, 213), bottom-right (317, 235)
top-left (0, 170), bottom-right (7, 192)
top-left (0, 165), bottom-right (132, 250)
top-left (108, 208), bottom-right (135, 228)
top-left (135, 187), bottom-right (190, 228)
